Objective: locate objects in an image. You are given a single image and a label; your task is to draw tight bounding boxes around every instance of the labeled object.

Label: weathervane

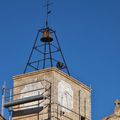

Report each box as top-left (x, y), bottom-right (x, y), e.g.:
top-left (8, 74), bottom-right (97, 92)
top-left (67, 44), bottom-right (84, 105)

top-left (44, 0), bottom-right (52, 27)
top-left (24, 0), bottom-right (70, 75)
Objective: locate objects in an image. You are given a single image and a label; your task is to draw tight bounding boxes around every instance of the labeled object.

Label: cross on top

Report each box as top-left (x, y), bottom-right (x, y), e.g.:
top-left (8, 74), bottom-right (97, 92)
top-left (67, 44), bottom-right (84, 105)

top-left (114, 99), bottom-right (120, 108)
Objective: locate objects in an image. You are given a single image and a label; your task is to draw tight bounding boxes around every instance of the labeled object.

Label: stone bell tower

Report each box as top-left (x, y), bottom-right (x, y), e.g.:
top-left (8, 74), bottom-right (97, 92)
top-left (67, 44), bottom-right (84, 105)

top-left (1, 1), bottom-right (91, 120)
top-left (3, 68), bottom-right (91, 120)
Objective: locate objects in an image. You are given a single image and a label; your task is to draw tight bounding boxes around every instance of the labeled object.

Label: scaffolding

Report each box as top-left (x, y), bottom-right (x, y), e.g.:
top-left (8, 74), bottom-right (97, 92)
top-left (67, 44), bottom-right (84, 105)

top-left (2, 80), bottom-right (51, 120)
top-left (1, 79), bottom-right (90, 120)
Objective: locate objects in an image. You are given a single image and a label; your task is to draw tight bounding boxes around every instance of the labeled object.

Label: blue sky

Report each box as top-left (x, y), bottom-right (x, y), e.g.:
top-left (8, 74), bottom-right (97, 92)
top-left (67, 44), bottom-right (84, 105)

top-left (0, 0), bottom-right (120, 119)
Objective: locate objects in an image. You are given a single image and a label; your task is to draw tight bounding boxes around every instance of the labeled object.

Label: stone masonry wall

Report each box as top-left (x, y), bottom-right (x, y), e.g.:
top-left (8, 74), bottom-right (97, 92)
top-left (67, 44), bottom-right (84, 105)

top-left (12, 68), bottom-right (91, 120)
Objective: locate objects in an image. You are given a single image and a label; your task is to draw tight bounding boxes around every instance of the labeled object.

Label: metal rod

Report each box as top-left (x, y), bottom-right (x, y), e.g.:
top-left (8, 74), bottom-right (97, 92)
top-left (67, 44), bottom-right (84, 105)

top-left (35, 44), bottom-right (44, 48)
top-left (29, 64), bottom-right (39, 71)
top-left (44, 49), bottom-right (59, 55)
top-left (50, 43), bottom-right (59, 49)
top-left (9, 88), bottom-right (45, 98)
top-left (1, 81), bottom-right (5, 117)
top-left (35, 47), bottom-right (44, 54)
top-left (29, 57), bottom-right (50, 64)
top-left (54, 31), bottom-right (70, 75)
top-left (43, 42), bottom-right (47, 69)
top-left (8, 111), bottom-right (11, 120)
top-left (9, 89), bottom-right (13, 120)
top-left (48, 42), bottom-right (53, 67)
top-left (37, 61), bottom-right (40, 70)
top-left (6, 79), bottom-right (51, 90)
top-left (84, 98), bottom-right (86, 118)
top-left (79, 90), bottom-right (81, 120)
top-left (24, 31), bottom-right (40, 73)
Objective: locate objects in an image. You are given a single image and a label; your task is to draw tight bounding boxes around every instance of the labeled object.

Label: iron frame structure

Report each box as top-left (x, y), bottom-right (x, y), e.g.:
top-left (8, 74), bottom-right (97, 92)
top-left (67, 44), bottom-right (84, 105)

top-left (24, 27), bottom-right (70, 75)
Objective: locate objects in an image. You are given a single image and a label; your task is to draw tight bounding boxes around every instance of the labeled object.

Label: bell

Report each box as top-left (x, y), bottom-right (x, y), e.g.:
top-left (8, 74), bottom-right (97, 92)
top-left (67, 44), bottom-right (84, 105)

top-left (56, 61), bottom-right (65, 69)
top-left (41, 29), bottom-right (53, 42)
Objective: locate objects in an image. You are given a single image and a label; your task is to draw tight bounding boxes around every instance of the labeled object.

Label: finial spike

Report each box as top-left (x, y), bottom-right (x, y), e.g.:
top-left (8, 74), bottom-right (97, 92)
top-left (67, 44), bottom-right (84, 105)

top-left (44, 0), bottom-right (53, 27)
top-left (24, 0), bottom-right (70, 75)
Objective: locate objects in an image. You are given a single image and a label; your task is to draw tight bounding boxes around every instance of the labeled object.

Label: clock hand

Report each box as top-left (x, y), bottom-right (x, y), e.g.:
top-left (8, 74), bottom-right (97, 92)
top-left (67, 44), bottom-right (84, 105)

top-left (64, 92), bottom-right (69, 108)
top-left (65, 90), bottom-right (72, 97)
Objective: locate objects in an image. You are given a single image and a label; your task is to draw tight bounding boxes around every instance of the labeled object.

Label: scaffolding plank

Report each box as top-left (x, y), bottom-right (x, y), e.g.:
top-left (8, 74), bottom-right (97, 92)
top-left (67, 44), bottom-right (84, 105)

top-left (4, 95), bottom-right (45, 108)
top-left (13, 106), bottom-right (43, 117)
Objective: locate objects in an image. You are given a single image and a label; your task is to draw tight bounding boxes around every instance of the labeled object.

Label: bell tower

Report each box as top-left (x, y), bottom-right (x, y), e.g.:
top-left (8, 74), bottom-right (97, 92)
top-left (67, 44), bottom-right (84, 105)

top-left (1, 1), bottom-right (91, 120)
top-left (3, 68), bottom-right (91, 120)
top-left (24, 0), bottom-right (70, 75)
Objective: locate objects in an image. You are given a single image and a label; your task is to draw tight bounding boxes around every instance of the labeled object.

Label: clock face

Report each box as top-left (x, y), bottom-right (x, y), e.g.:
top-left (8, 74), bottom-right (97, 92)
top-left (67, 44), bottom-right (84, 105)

top-left (20, 80), bottom-right (44, 109)
top-left (58, 80), bottom-right (73, 112)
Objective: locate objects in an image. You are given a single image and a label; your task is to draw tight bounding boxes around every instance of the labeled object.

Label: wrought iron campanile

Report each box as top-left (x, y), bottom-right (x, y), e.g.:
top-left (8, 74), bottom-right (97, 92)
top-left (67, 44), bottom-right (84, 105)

top-left (24, 0), bottom-right (70, 75)
top-left (2, 2), bottom-right (92, 120)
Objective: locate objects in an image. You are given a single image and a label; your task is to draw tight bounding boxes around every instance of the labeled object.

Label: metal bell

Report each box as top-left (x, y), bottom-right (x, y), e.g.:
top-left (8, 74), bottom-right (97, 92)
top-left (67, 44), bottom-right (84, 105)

top-left (56, 61), bottom-right (65, 69)
top-left (41, 29), bottom-right (53, 42)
